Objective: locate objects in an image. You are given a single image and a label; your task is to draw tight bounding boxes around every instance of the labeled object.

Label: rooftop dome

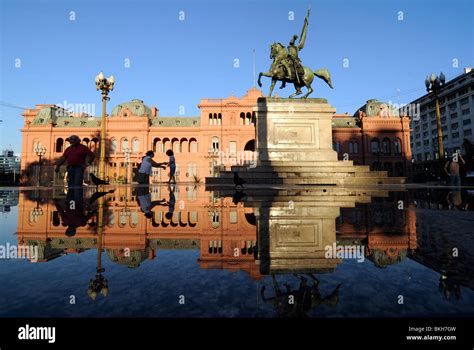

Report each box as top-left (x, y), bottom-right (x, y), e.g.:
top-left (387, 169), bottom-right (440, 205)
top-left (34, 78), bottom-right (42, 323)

top-left (110, 99), bottom-right (152, 117)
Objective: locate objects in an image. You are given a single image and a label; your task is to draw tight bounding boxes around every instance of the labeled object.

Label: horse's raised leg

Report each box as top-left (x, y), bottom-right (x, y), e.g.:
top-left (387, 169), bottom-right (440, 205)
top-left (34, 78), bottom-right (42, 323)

top-left (258, 71), bottom-right (272, 88)
top-left (268, 79), bottom-right (277, 97)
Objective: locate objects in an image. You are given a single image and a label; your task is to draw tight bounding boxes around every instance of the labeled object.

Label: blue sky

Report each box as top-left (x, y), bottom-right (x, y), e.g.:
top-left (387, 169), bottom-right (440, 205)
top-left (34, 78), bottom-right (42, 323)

top-left (0, 0), bottom-right (472, 152)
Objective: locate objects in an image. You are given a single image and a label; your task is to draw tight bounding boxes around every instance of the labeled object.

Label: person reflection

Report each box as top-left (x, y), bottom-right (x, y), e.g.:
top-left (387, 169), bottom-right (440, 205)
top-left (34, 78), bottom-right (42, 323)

top-left (165, 184), bottom-right (176, 221)
top-left (261, 274), bottom-right (341, 317)
top-left (136, 185), bottom-right (167, 221)
top-left (54, 187), bottom-right (95, 237)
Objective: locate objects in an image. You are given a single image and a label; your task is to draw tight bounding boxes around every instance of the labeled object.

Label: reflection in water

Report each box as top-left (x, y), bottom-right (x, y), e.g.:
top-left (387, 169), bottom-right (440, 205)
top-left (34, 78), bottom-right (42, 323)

top-left (3, 185), bottom-right (474, 316)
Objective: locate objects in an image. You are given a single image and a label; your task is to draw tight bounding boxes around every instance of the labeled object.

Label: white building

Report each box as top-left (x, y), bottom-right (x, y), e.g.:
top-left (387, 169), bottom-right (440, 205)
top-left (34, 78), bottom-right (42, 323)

top-left (407, 67), bottom-right (474, 162)
top-left (0, 149), bottom-right (20, 175)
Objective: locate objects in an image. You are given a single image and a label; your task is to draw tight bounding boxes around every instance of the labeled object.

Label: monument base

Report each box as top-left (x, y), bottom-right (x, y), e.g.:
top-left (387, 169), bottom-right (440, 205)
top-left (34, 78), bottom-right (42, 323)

top-left (206, 98), bottom-right (405, 186)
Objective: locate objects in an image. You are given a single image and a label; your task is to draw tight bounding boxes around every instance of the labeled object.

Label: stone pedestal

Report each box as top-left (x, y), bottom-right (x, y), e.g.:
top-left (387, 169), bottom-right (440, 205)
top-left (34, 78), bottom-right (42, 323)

top-left (255, 97), bottom-right (338, 162)
top-left (255, 203), bottom-right (343, 274)
top-left (205, 97), bottom-right (405, 186)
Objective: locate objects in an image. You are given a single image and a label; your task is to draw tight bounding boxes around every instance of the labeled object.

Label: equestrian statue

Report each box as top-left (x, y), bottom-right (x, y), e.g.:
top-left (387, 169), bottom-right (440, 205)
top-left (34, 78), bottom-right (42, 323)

top-left (258, 9), bottom-right (333, 99)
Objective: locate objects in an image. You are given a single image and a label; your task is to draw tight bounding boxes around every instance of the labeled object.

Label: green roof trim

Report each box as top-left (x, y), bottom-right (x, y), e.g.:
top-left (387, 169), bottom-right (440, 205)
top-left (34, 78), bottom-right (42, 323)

top-left (332, 117), bottom-right (359, 128)
top-left (151, 117), bottom-right (200, 127)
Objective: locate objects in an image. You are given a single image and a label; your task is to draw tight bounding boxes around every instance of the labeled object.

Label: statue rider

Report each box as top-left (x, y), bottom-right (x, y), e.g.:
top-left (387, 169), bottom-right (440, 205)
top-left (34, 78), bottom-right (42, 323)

top-left (281, 9), bottom-right (310, 89)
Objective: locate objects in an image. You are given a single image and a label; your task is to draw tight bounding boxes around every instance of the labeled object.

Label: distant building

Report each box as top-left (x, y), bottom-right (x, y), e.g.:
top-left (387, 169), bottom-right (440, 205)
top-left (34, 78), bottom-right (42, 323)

top-left (406, 67), bottom-right (474, 162)
top-left (0, 190), bottom-right (19, 212)
top-left (0, 149), bottom-right (20, 175)
top-left (332, 99), bottom-right (412, 177)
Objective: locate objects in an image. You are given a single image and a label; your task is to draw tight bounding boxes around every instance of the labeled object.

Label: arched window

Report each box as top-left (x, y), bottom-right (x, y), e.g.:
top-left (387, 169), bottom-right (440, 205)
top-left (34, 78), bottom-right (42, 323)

top-left (333, 141), bottom-right (340, 153)
top-left (382, 138), bottom-right (391, 154)
top-left (371, 138), bottom-right (380, 154)
top-left (82, 138), bottom-right (90, 147)
top-left (240, 112), bottom-right (245, 125)
top-left (55, 138), bottom-right (64, 153)
top-left (189, 138), bottom-right (198, 153)
top-left (162, 138), bottom-right (170, 151)
top-left (153, 138), bottom-right (162, 153)
top-left (172, 138), bottom-right (179, 153)
top-left (111, 138), bottom-right (117, 153)
top-left (132, 138), bottom-right (139, 153)
top-left (245, 112), bottom-right (252, 125)
top-left (91, 138), bottom-right (99, 152)
top-left (217, 113), bottom-right (222, 125)
top-left (180, 138), bottom-right (188, 153)
top-left (121, 138), bottom-right (129, 151)
top-left (394, 138), bottom-right (402, 155)
top-left (211, 137), bottom-right (219, 151)
top-left (353, 141), bottom-right (359, 154)
top-left (209, 113), bottom-right (213, 126)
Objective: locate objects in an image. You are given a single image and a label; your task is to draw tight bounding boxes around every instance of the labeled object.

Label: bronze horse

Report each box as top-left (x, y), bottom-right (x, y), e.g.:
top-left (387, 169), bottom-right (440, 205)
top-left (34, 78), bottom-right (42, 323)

top-left (258, 42), bottom-right (333, 99)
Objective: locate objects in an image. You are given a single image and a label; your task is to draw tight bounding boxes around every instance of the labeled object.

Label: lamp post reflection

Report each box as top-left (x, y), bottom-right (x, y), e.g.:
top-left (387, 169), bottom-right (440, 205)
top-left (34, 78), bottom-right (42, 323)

top-left (87, 196), bottom-right (108, 300)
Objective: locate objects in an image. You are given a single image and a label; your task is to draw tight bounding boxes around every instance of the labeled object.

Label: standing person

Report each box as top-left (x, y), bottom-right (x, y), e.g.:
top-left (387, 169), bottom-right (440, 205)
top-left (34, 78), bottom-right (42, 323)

top-left (136, 150), bottom-right (166, 185)
top-left (444, 152), bottom-right (465, 187)
top-left (54, 135), bottom-right (95, 188)
top-left (165, 149), bottom-right (176, 184)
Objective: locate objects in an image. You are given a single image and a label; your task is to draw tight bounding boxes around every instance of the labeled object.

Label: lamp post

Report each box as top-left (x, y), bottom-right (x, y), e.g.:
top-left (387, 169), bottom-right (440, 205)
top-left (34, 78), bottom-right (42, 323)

top-left (34, 145), bottom-right (46, 186)
top-left (95, 71), bottom-right (115, 180)
top-left (425, 72), bottom-right (446, 159)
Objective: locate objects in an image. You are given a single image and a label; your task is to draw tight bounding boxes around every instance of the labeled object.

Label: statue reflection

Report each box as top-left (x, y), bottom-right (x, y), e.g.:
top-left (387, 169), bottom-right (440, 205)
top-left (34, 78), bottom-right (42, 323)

top-left (261, 273), bottom-right (341, 318)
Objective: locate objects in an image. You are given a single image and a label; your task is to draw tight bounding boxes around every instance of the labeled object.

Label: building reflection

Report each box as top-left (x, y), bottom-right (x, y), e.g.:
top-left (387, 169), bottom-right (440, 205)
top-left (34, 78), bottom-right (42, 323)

top-left (20, 185), bottom-right (467, 304)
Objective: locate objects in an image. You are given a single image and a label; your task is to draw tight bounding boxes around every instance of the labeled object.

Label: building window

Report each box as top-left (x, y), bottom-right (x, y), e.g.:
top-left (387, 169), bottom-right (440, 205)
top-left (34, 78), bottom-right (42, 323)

top-left (394, 139), bottom-right (402, 155)
top-left (370, 139), bottom-right (380, 154)
top-left (382, 138), bottom-right (391, 154)
top-left (349, 141), bottom-right (359, 154)
top-left (211, 137), bottom-right (219, 151)
top-left (132, 138), bottom-right (139, 153)
top-left (189, 138), bottom-right (198, 153)
top-left (333, 141), bottom-right (340, 153)
top-left (451, 123), bottom-right (459, 130)
top-left (463, 119), bottom-right (471, 126)
top-left (111, 138), bottom-right (117, 153)
top-left (453, 132), bottom-right (459, 138)
top-left (120, 138), bottom-right (129, 152)
top-left (462, 109), bottom-right (470, 115)
top-left (465, 129), bottom-right (472, 136)
top-left (55, 138), bottom-right (64, 153)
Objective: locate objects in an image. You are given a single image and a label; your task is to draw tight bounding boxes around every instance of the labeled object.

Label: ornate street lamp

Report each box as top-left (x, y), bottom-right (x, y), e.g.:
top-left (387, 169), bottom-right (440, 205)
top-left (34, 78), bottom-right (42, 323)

top-left (34, 145), bottom-right (46, 186)
top-left (425, 72), bottom-right (446, 159)
top-left (95, 71), bottom-right (115, 180)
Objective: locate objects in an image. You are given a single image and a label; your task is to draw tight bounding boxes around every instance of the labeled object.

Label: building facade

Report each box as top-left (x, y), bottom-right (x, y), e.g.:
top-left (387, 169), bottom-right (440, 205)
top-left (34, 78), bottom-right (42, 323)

top-left (407, 67), bottom-right (474, 162)
top-left (332, 99), bottom-right (412, 177)
top-left (19, 88), bottom-right (411, 185)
